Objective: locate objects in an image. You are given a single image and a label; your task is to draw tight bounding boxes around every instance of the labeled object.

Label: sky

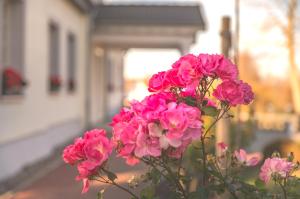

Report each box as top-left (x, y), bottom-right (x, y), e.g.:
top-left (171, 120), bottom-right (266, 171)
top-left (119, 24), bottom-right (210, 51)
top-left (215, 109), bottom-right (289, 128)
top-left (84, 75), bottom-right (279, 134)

top-left (104, 0), bottom-right (300, 79)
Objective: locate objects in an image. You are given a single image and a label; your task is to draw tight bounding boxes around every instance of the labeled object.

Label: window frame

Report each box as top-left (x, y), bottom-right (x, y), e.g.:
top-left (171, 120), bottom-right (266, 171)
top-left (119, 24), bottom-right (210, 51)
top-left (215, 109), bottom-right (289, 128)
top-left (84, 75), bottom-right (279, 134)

top-left (66, 31), bottom-right (77, 93)
top-left (48, 20), bottom-right (61, 94)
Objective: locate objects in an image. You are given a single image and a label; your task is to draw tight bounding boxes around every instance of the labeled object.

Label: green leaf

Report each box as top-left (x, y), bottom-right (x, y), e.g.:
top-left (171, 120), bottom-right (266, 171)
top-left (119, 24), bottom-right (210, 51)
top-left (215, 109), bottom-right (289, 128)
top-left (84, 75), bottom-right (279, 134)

top-left (149, 168), bottom-right (161, 185)
top-left (203, 106), bottom-right (219, 117)
top-left (254, 179), bottom-right (265, 190)
top-left (141, 186), bottom-right (155, 199)
top-left (97, 189), bottom-right (105, 199)
top-left (105, 170), bottom-right (117, 181)
top-left (184, 97), bottom-right (197, 106)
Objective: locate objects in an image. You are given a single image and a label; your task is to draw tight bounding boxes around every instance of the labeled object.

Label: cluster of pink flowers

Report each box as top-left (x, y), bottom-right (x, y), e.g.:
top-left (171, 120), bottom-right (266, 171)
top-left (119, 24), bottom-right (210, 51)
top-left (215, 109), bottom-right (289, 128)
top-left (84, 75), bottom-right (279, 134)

top-left (62, 129), bottom-right (113, 193)
top-left (111, 92), bottom-right (202, 165)
top-left (148, 53), bottom-right (254, 106)
top-left (259, 157), bottom-right (294, 183)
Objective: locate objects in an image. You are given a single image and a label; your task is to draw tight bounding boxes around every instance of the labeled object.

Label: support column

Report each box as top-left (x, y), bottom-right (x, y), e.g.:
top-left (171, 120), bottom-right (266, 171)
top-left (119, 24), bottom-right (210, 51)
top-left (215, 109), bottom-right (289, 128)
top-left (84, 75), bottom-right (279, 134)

top-left (216, 17), bottom-right (232, 154)
top-left (179, 43), bottom-right (191, 55)
top-left (0, 0), bottom-right (4, 96)
top-left (104, 48), bottom-right (126, 119)
top-left (0, 0), bottom-right (3, 65)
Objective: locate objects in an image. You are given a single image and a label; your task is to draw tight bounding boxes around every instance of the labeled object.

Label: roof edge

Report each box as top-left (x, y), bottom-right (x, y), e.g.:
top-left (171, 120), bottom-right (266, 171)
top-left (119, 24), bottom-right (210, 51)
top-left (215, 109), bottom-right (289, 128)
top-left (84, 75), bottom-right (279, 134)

top-left (69, 0), bottom-right (93, 13)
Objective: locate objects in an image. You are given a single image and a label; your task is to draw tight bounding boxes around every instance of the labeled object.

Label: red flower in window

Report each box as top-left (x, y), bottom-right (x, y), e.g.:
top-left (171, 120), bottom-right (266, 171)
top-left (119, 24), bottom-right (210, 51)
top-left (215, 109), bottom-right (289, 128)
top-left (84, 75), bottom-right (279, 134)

top-left (49, 75), bottom-right (62, 91)
top-left (2, 67), bottom-right (27, 95)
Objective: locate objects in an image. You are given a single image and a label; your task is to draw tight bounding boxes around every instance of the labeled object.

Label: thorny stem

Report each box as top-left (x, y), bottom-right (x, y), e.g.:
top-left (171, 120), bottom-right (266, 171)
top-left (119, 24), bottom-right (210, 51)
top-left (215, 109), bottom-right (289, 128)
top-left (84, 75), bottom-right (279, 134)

top-left (97, 172), bottom-right (139, 199)
top-left (159, 157), bottom-right (187, 198)
top-left (200, 135), bottom-right (207, 186)
top-left (142, 157), bottom-right (187, 198)
top-left (203, 105), bottom-right (231, 138)
top-left (213, 159), bottom-right (239, 199)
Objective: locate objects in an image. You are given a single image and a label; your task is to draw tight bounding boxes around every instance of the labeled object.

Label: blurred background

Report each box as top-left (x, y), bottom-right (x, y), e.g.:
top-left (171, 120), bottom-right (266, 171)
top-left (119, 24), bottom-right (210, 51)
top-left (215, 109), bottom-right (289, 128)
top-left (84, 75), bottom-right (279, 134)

top-left (0, 0), bottom-right (299, 198)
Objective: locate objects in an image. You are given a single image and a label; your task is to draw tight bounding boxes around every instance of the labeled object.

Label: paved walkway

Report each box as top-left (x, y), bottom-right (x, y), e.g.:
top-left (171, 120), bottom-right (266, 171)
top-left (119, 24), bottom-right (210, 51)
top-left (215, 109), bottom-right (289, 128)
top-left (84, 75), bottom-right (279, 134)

top-left (3, 155), bottom-right (145, 199)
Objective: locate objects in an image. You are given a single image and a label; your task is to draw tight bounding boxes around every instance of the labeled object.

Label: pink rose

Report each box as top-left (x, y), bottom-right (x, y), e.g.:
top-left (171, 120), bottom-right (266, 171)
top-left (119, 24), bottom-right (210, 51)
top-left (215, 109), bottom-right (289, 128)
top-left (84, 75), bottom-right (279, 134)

top-left (148, 71), bottom-right (169, 92)
top-left (259, 157), bottom-right (294, 183)
top-left (197, 54), bottom-right (220, 76)
top-left (62, 137), bottom-right (85, 165)
top-left (160, 102), bottom-right (189, 139)
top-left (134, 127), bottom-right (161, 158)
top-left (215, 56), bottom-right (238, 80)
top-left (169, 54), bottom-right (202, 88)
top-left (240, 81), bottom-right (254, 104)
top-left (213, 80), bottom-right (254, 106)
top-left (62, 129), bottom-right (113, 193)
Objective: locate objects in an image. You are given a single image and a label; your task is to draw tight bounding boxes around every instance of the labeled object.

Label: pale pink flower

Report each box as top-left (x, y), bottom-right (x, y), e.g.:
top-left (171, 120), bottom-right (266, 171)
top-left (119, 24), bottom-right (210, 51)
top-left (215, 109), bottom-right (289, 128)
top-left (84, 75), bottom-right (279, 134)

top-left (234, 149), bottom-right (260, 166)
top-left (160, 102), bottom-right (189, 139)
top-left (259, 157), bottom-right (294, 183)
top-left (134, 128), bottom-right (161, 158)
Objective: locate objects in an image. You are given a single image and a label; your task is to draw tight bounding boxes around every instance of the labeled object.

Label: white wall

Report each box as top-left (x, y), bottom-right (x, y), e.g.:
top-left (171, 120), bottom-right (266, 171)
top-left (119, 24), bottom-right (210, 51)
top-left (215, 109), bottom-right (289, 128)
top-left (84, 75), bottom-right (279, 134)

top-left (0, 0), bottom-right (89, 144)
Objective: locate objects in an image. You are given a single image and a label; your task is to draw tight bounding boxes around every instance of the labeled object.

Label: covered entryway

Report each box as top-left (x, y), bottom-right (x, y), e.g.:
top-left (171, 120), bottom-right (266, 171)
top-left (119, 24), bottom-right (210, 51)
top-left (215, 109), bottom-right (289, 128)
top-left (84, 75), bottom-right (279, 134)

top-left (89, 4), bottom-right (206, 123)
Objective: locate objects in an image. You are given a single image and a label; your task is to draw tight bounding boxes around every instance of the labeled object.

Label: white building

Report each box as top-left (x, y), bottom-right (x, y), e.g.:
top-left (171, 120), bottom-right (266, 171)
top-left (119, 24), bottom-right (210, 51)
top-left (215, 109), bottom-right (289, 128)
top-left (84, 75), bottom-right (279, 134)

top-left (0, 0), bottom-right (205, 192)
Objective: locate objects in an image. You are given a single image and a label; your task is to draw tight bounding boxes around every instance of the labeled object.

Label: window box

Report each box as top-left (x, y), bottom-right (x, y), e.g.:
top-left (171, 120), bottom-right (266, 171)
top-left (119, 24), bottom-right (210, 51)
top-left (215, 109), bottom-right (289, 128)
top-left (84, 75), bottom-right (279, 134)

top-left (49, 75), bottom-right (62, 92)
top-left (2, 67), bottom-right (27, 95)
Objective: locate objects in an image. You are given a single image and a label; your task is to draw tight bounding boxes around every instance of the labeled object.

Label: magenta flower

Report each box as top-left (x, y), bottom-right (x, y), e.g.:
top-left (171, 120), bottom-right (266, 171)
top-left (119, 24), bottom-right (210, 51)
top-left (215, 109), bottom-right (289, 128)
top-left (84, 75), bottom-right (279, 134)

top-left (148, 71), bottom-right (169, 92)
top-left (259, 157), bottom-right (294, 183)
top-left (197, 53), bottom-right (220, 76)
top-left (62, 129), bottom-right (113, 193)
top-left (213, 80), bottom-right (254, 106)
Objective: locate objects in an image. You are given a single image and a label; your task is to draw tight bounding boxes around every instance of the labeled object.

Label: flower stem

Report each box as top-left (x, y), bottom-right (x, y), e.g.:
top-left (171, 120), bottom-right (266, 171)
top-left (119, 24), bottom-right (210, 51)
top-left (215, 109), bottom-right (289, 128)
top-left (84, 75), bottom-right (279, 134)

top-left (201, 135), bottom-right (207, 186)
top-left (97, 174), bottom-right (139, 199)
top-left (279, 181), bottom-right (287, 199)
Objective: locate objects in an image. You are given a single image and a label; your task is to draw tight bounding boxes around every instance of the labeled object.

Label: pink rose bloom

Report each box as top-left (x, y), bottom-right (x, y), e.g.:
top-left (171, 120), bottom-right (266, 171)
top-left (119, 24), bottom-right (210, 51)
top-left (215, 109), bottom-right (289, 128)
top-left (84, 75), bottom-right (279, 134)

top-left (148, 71), bottom-right (169, 92)
top-left (213, 80), bottom-right (254, 106)
top-left (234, 149), bottom-right (260, 166)
top-left (62, 137), bottom-right (85, 165)
top-left (170, 54), bottom-right (202, 88)
top-left (83, 129), bottom-right (113, 165)
top-left (110, 107), bottom-right (133, 127)
top-left (197, 54), bottom-right (220, 76)
top-left (160, 102), bottom-right (189, 139)
top-left (215, 56), bottom-right (238, 80)
top-left (134, 93), bottom-right (171, 121)
top-left (240, 81), bottom-right (255, 104)
top-left (259, 157), bottom-right (294, 183)
top-left (134, 127), bottom-right (161, 158)
top-left (62, 129), bottom-right (113, 193)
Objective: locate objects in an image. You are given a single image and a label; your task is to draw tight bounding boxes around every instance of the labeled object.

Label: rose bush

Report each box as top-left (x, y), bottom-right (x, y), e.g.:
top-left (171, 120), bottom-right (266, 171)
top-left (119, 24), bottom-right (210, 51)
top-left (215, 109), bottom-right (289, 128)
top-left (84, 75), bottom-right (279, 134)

top-left (63, 53), bottom-right (300, 199)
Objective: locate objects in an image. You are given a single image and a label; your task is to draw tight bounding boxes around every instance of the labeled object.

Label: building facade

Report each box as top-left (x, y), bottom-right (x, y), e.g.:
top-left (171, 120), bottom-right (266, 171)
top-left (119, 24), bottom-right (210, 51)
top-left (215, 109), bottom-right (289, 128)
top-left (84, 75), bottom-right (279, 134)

top-left (0, 0), bottom-right (205, 190)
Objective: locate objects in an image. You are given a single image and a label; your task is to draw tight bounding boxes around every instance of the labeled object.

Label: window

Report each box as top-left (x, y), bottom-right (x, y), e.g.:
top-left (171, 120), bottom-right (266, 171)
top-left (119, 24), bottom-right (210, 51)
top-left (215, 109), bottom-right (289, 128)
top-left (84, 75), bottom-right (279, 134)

top-left (48, 22), bottom-right (61, 92)
top-left (67, 33), bottom-right (76, 92)
top-left (1, 0), bottom-right (25, 95)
